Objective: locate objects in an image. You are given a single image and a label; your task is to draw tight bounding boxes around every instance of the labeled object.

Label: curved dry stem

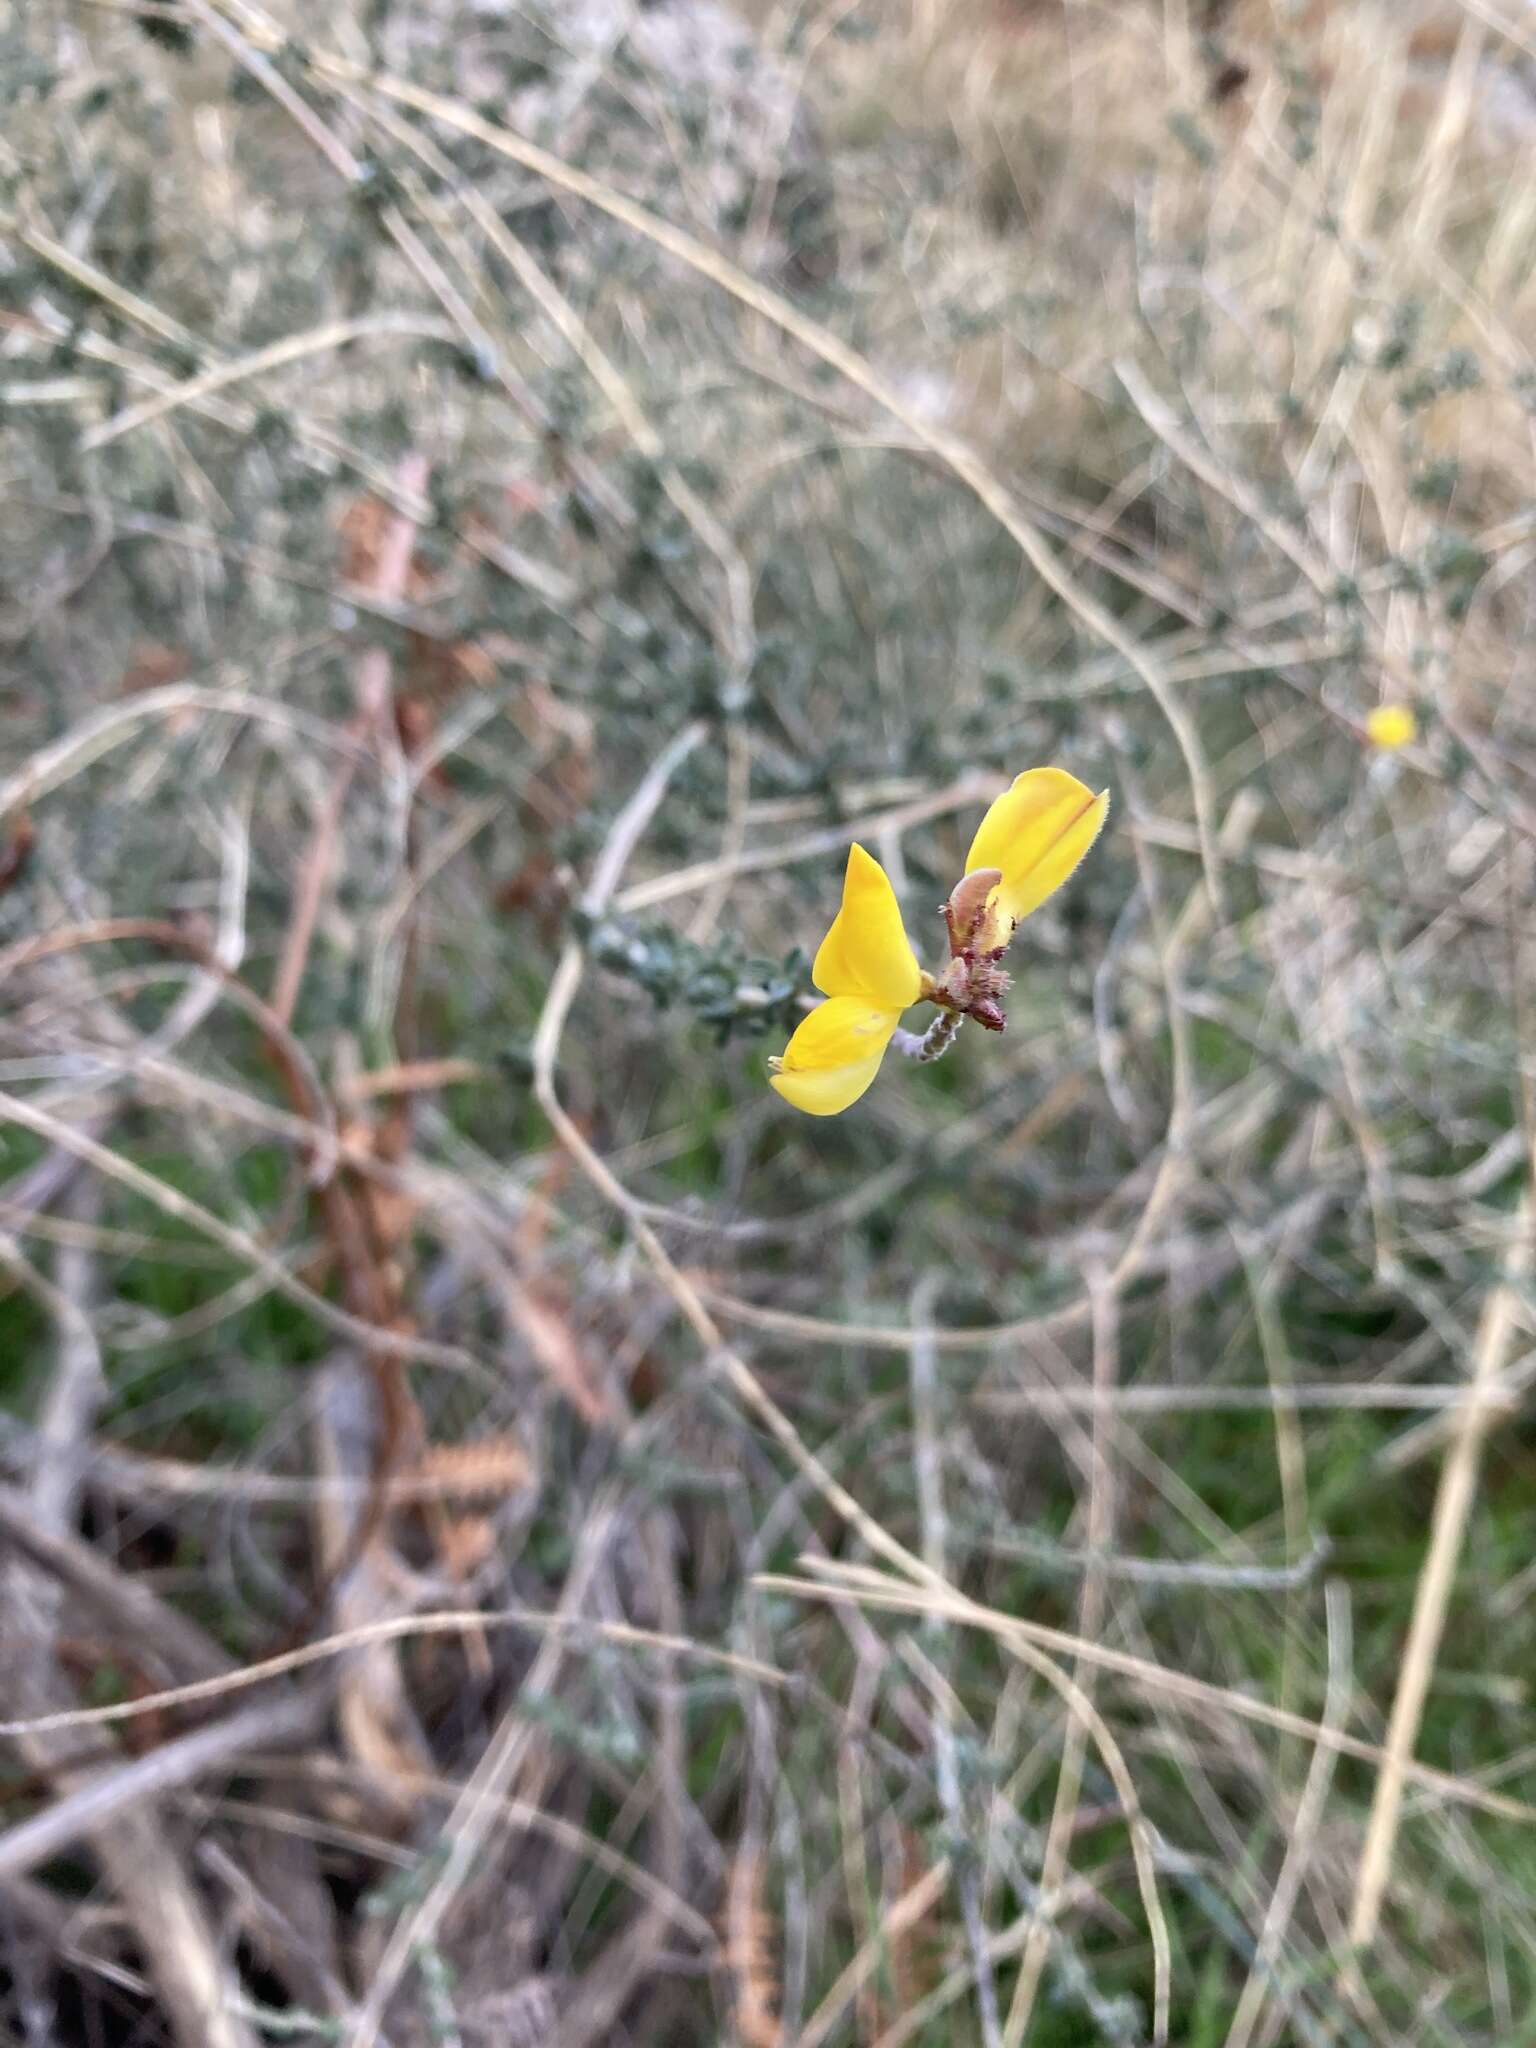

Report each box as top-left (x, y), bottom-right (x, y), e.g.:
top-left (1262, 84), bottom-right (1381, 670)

top-left (0, 685), bottom-right (371, 828)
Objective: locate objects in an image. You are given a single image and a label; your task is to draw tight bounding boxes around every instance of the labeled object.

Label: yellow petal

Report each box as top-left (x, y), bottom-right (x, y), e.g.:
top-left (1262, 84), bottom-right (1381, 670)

top-left (770, 1054), bottom-right (888, 1116)
top-left (811, 844), bottom-right (922, 1006)
top-left (775, 995), bottom-right (902, 1070)
top-left (965, 768), bottom-right (1109, 928)
top-left (768, 996), bottom-right (902, 1116)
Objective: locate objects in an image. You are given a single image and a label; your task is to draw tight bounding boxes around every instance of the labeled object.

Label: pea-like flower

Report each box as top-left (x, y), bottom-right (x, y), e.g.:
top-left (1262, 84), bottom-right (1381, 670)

top-left (770, 768), bottom-right (1108, 1116)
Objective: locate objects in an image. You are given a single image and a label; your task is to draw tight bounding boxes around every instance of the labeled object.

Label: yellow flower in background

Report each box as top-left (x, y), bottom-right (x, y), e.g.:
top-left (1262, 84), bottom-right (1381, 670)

top-left (1366, 704), bottom-right (1417, 751)
top-left (963, 767), bottom-right (1110, 945)
top-left (770, 769), bottom-right (1108, 1116)
top-left (768, 844), bottom-right (921, 1116)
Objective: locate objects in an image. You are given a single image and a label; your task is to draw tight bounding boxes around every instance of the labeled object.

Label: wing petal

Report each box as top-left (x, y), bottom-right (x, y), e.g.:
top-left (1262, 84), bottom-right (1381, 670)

top-left (769, 996), bottom-right (902, 1116)
top-left (811, 844), bottom-right (922, 1005)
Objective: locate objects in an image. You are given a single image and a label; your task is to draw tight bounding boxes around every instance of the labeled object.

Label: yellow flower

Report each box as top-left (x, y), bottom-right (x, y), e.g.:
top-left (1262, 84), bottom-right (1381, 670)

top-left (769, 768), bottom-right (1108, 1116)
top-left (963, 767), bottom-right (1110, 944)
top-left (1366, 704), bottom-right (1417, 751)
top-left (768, 844), bottom-right (920, 1116)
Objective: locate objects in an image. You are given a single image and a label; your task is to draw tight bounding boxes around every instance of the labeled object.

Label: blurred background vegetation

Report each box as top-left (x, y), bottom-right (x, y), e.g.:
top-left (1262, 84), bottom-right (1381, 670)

top-left (3, 1), bottom-right (1536, 2042)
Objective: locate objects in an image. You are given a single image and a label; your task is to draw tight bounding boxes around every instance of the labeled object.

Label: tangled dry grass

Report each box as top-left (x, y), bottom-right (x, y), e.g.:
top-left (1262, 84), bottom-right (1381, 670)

top-left (3, 0), bottom-right (1536, 2042)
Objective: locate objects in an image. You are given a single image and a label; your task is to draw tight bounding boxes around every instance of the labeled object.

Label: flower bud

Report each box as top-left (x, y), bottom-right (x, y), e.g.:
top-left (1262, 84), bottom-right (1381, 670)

top-left (945, 866), bottom-right (1004, 955)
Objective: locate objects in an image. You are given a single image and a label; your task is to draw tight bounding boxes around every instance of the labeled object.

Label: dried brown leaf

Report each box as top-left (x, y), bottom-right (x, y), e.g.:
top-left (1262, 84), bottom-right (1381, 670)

top-left (0, 813), bottom-right (35, 897)
top-left (507, 1282), bottom-right (611, 1426)
top-left (433, 1514), bottom-right (497, 1577)
top-left (726, 1851), bottom-right (781, 2048)
top-left (412, 1434), bottom-right (532, 1500)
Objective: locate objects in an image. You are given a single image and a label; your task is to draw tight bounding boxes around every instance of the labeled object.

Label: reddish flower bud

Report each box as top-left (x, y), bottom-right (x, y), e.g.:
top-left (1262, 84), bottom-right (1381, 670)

top-left (945, 866), bottom-right (1003, 955)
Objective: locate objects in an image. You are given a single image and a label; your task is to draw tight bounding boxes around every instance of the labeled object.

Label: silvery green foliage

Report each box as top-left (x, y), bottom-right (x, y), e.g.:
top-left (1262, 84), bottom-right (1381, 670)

top-left (581, 909), bottom-right (811, 1042)
top-left (379, 0), bottom-right (834, 283)
top-left (0, 1), bottom-right (815, 976)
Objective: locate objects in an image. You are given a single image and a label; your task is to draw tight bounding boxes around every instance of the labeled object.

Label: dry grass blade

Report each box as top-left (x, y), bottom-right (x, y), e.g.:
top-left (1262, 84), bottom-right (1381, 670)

top-left (1002, 1267), bottom-right (1118, 2047)
top-left (1348, 1192), bottom-right (1533, 1948)
top-left (1225, 1581), bottom-right (1354, 2048)
top-left (1, 1188), bottom-right (260, 2048)
top-left (760, 1561), bottom-right (1536, 1829)
top-left (0, 1691), bottom-right (323, 1885)
top-left (797, 1858), bottom-right (951, 2048)
top-left (0, 1607), bottom-right (784, 1743)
